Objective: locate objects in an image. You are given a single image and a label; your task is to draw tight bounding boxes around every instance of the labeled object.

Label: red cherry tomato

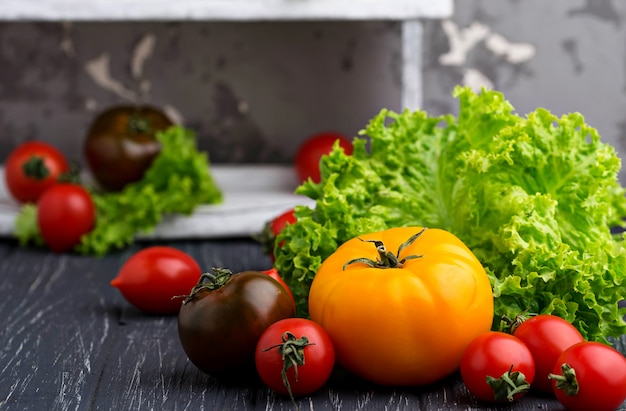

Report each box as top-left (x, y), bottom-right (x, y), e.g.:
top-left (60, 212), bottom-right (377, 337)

top-left (294, 132), bottom-right (353, 183)
top-left (262, 267), bottom-right (296, 312)
top-left (511, 314), bottom-right (583, 392)
top-left (270, 208), bottom-right (296, 239)
top-left (4, 141), bottom-right (70, 203)
top-left (550, 341), bottom-right (626, 411)
top-left (460, 331), bottom-right (535, 403)
top-left (260, 208), bottom-right (297, 261)
top-left (37, 183), bottom-right (95, 253)
top-left (255, 318), bottom-right (335, 399)
top-left (111, 246), bottom-right (202, 314)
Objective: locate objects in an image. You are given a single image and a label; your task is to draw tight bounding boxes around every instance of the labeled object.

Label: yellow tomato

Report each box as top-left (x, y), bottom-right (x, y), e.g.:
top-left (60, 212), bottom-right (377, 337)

top-left (308, 226), bottom-right (494, 386)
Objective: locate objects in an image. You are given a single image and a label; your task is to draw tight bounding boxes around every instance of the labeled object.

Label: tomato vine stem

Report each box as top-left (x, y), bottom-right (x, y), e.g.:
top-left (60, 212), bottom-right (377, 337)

top-left (486, 365), bottom-right (531, 402)
top-left (263, 331), bottom-right (315, 410)
top-left (343, 228), bottom-right (427, 270)
top-left (548, 363), bottom-right (580, 396)
top-left (183, 267), bottom-right (232, 304)
top-left (500, 308), bottom-right (535, 334)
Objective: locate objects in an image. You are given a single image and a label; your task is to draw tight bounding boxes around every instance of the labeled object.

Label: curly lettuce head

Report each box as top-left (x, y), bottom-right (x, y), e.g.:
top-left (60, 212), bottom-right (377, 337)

top-left (275, 86), bottom-right (626, 343)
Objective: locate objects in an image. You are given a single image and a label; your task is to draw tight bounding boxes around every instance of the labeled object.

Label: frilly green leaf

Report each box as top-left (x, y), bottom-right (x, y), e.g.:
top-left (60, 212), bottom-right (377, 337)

top-left (275, 86), bottom-right (626, 343)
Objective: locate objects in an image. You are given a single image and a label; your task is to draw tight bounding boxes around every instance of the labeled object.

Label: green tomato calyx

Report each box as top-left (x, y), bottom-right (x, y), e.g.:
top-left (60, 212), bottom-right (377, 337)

top-left (342, 228), bottom-right (427, 270)
top-left (548, 363), bottom-right (579, 396)
top-left (487, 365), bottom-right (531, 402)
top-left (263, 331), bottom-right (315, 407)
top-left (127, 115), bottom-right (153, 135)
top-left (22, 156), bottom-right (50, 180)
top-left (183, 267), bottom-right (233, 304)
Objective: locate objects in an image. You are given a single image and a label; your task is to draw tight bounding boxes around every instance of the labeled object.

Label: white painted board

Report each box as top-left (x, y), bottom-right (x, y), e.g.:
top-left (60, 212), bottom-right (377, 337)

top-left (0, 0), bottom-right (453, 21)
top-left (0, 164), bottom-right (315, 240)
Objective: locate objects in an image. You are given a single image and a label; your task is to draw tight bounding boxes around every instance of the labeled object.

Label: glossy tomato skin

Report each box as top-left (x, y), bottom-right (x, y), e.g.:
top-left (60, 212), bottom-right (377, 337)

top-left (512, 314), bottom-right (583, 392)
top-left (262, 268), bottom-right (296, 312)
top-left (550, 341), bottom-right (626, 411)
top-left (308, 226), bottom-right (494, 386)
top-left (178, 270), bottom-right (295, 376)
top-left (294, 132), bottom-right (353, 184)
top-left (111, 246), bottom-right (201, 314)
top-left (84, 105), bottom-right (173, 191)
top-left (4, 141), bottom-right (70, 203)
top-left (37, 183), bottom-right (95, 253)
top-left (461, 331), bottom-right (535, 403)
top-left (255, 318), bottom-right (335, 397)
top-left (270, 208), bottom-right (296, 236)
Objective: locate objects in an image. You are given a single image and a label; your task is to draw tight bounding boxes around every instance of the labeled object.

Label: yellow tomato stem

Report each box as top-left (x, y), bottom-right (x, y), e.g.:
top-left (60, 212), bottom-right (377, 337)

top-left (343, 228), bottom-right (427, 270)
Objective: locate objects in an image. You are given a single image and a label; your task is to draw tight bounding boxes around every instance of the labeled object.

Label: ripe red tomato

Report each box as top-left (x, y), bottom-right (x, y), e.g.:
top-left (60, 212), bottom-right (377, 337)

top-left (37, 183), bottom-right (95, 253)
top-left (4, 141), bottom-right (70, 203)
top-left (460, 331), bottom-right (535, 403)
top-left (178, 268), bottom-right (295, 376)
top-left (294, 132), bottom-right (353, 183)
top-left (262, 267), bottom-right (296, 312)
top-left (269, 208), bottom-right (296, 240)
top-left (511, 314), bottom-right (583, 392)
top-left (111, 246), bottom-right (201, 314)
top-left (255, 318), bottom-right (335, 399)
top-left (550, 341), bottom-right (626, 411)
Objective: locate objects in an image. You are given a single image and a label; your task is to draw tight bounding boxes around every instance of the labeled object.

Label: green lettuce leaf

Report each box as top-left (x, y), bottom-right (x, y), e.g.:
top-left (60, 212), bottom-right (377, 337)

top-left (275, 86), bottom-right (626, 343)
top-left (15, 126), bottom-right (222, 255)
top-left (14, 203), bottom-right (45, 247)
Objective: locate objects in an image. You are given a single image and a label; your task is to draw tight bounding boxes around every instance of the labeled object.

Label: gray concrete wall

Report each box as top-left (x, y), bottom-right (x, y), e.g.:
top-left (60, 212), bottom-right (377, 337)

top-left (2, 0), bottom-right (626, 180)
top-left (422, 0), bottom-right (626, 181)
top-left (0, 21), bottom-right (405, 164)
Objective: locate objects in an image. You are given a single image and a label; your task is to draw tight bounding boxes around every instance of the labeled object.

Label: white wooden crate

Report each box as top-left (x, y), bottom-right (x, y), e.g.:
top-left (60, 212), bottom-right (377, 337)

top-left (0, 0), bottom-right (452, 21)
top-left (0, 2), bottom-right (453, 239)
top-left (0, 1), bottom-right (452, 110)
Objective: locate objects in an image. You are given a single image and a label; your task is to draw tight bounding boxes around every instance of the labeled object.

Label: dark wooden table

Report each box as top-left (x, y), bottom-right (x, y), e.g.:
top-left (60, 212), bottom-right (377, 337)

top-left (0, 237), bottom-right (624, 411)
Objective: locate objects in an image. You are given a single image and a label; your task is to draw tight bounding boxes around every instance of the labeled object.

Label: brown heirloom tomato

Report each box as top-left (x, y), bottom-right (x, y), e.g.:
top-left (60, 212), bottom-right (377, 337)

top-left (308, 226), bottom-right (494, 386)
top-left (84, 105), bottom-right (173, 191)
top-left (177, 268), bottom-right (295, 376)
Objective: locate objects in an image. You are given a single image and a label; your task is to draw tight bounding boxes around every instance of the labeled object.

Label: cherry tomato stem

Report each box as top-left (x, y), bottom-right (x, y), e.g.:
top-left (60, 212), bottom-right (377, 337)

top-left (256, 318), bottom-right (335, 400)
top-left (263, 331), bottom-right (315, 401)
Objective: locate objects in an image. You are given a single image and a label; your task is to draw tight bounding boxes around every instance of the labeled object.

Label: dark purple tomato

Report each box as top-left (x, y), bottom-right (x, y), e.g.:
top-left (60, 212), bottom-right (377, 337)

top-left (177, 268), bottom-right (295, 375)
top-left (84, 105), bottom-right (173, 191)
